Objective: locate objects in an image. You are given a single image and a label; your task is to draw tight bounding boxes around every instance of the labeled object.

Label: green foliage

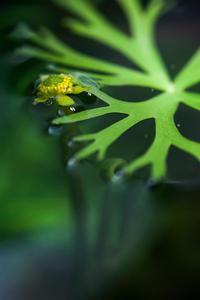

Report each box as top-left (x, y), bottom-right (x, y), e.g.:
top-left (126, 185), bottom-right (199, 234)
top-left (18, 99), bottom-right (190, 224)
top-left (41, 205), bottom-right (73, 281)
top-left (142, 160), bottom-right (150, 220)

top-left (15, 0), bottom-right (200, 181)
top-left (0, 59), bottom-right (71, 236)
top-left (0, 115), bottom-right (71, 236)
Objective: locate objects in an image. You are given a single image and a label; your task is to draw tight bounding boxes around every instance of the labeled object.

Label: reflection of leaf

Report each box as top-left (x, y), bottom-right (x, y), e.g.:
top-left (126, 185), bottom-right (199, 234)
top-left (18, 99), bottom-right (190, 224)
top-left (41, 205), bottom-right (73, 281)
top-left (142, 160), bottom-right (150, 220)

top-left (16, 0), bottom-right (200, 181)
top-left (0, 117), bottom-right (71, 236)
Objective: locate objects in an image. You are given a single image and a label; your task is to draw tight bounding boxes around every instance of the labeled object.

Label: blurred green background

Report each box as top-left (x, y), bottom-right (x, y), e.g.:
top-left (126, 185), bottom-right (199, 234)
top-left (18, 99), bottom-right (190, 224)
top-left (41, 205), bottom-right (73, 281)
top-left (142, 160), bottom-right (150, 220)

top-left (0, 0), bottom-right (74, 238)
top-left (0, 0), bottom-right (200, 299)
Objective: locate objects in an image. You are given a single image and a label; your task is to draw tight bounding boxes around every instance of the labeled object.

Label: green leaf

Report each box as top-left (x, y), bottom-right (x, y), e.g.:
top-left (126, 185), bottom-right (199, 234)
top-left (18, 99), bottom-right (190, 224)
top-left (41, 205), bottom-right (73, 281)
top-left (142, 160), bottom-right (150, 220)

top-left (175, 49), bottom-right (200, 90)
top-left (17, 0), bottom-right (200, 181)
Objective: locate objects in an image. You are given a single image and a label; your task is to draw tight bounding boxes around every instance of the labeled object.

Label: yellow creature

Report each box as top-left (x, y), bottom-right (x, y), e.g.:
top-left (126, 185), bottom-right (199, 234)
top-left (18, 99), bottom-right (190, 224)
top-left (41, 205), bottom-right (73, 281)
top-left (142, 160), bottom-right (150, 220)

top-left (35, 73), bottom-right (88, 106)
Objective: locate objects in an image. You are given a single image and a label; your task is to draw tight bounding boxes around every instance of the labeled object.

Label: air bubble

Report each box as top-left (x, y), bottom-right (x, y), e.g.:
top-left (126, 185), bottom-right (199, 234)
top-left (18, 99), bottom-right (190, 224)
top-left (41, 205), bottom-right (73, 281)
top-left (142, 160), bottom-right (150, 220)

top-left (111, 170), bottom-right (124, 184)
top-left (67, 139), bottom-right (76, 148)
top-left (58, 109), bottom-right (65, 116)
top-left (48, 125), bottom-right (62, 136)
top-left (67, 158), bottom-right (78, 168)
top-left (70, 106), bottom-right (76, 112)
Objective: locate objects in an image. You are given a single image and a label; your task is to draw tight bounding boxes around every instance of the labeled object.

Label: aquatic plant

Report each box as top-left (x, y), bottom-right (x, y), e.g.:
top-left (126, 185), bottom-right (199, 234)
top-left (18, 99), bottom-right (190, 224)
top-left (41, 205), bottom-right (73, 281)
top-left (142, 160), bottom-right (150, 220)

top-left (15, 0), bottom-right (200, 182)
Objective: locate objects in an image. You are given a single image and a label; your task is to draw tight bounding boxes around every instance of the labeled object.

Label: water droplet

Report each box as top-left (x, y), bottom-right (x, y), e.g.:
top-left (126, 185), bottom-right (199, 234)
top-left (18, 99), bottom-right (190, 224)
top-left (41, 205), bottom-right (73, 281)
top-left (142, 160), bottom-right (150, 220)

top-left (47, 64), bottom-right (56, 71)
top-left (87, 92), bottom-right (92, 96)
top-left (70, 106), bottom-right (76, 112)
top-left (48, 125), bottom-right (62, 136)
top-left (34, 79), bottom-right (41, 89)
top-left (177, 123), bottom-right (181, 128)
top-left (32, 100), bottom-right (37, 106)
top-left (67, 158), bottom-right (78, 168)
top-left (58, 109), bottom-right (65, 116)
top-left (111, 170), bottom-right (124, 184)
top-left (100, 158), bottom-right (125, 182)
top-left (67, 139), bottom-right (76, 148)
top-left (146, 179), bottom-right (161, 188)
